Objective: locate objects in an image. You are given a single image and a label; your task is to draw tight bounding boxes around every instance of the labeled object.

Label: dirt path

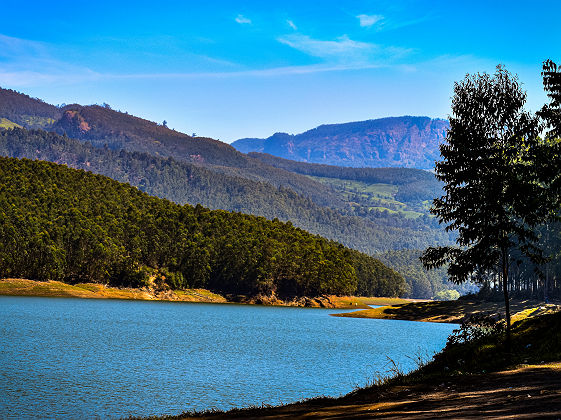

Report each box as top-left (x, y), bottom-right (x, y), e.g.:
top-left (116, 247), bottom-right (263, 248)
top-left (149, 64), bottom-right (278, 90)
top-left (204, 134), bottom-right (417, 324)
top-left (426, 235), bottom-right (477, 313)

top-left (188, 363), bottom-right (561, 419)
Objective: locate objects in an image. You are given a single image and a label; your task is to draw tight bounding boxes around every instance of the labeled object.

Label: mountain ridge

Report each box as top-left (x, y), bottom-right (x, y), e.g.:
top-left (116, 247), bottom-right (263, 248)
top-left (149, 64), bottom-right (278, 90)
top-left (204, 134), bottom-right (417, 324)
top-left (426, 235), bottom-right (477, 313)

top-left (232, 116), bottom-right (449, 170)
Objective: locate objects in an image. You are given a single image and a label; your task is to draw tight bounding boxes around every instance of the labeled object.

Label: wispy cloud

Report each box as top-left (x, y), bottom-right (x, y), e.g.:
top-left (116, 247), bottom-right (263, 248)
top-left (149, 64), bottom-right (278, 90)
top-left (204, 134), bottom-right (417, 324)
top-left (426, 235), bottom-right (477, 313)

top-left (235, 14), bottom-right (251, 24)
top-left (278, 34), bottom-right (373, 60)
top-left (0, 32), bottom-right (240, 87)
top-left (356, 14), bottom-right (384, 28)
top-left (0, 33), bottom-right (103, 87)
top-left (0, 53), bottom-right (383, 87)
top-left (0, 34), bottom-right (49, 61)
top-left (359, 13), bottom-right (434, 32)
top-left (104, 62), bottom-right (390, 80)
top-left (1, 31), bottom-right (476, 87)
top-left (0, 69), bottom-right (103, 87)
top-left (277, 33), bottom-right (411, 67)
top-left (287, 20), bottom-right (297, 30)
top-left (0, 55), bottom-right (495, 87)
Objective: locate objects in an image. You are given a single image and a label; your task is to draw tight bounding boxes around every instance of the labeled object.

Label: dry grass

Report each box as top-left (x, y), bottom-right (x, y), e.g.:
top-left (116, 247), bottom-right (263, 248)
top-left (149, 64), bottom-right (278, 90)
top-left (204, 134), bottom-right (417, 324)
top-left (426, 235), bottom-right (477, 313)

top-left (357, 296), bottom-right (420, 306)
top-left (0, 278), bottom-right (226, 303)
top-left (323, 295), bottom-right (371, 309)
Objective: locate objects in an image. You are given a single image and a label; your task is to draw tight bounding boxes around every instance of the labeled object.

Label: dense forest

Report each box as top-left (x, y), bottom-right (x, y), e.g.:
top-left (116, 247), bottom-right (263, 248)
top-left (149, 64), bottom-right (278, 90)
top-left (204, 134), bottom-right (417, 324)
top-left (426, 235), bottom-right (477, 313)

top-left (421, 62), bottom-right (561, 304)
top-left (0, 157), bottom-right (406, 298)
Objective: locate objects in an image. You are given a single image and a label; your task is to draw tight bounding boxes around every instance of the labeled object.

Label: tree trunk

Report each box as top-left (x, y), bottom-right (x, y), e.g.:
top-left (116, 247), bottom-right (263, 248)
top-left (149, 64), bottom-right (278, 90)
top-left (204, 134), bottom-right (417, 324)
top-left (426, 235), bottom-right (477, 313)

top-left (545, 263), bottom-right (550, 304)
top-left (544, 224), bottom-right (550, 303)
top-left (502, 248), bottom-right (511, 350)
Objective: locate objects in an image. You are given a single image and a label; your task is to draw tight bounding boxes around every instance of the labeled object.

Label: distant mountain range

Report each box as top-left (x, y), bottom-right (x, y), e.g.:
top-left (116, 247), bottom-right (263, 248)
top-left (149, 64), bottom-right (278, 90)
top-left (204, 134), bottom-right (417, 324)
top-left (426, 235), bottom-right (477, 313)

top-left (232, 116), bottom-right (449, 170)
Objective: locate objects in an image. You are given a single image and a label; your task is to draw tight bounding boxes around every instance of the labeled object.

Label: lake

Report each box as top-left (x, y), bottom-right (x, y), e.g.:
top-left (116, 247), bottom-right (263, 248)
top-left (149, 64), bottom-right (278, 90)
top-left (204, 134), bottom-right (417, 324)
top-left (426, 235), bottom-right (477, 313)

top-left (0, 296), bottom-right (456, 419)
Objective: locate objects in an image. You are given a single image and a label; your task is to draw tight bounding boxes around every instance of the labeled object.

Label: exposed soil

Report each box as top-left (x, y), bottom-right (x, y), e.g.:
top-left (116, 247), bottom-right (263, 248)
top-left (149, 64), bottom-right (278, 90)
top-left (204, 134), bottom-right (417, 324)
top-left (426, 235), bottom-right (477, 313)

top-left (0, 278), bottom-right (379, 308)
top-left (185, 363), bottom-right (561, 419)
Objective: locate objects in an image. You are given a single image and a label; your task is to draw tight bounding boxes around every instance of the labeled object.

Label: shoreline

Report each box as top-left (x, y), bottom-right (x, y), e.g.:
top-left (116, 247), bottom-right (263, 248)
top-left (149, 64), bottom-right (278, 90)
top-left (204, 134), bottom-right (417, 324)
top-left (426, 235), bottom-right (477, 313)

top-left (172, 362), bottom-right (561, 419)
top-left (0, 278), bottom-right (411, 309)
top-left (4, 279), bottom-right (557, 324)
top-left (332, 299), bottom-right (560, 323)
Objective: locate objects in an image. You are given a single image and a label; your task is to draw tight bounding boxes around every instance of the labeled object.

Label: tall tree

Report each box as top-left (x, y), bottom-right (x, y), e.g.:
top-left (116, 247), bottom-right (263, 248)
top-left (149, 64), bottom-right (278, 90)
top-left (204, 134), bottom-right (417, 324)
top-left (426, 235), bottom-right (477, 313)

top-left (536, 59), bottom-right (561, 302)
top-left (420, 65), bottom-right (543, 343)
top-left (540, 59), bottom-right (561, 139)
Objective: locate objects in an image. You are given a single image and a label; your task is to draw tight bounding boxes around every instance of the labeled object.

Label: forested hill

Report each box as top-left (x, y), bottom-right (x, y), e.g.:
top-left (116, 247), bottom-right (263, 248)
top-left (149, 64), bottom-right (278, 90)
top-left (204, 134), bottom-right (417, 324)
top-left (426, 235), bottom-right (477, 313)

top-left (0, 128), bottom-right (451, 254)
top-left (0, 157), bottom-right (406, 298)
top-left (0, 87), bottom-right (343, 208)
top-left (232, 116), bottom-right (449, 170)
top-left (53, 103), bottom-right (246, 166)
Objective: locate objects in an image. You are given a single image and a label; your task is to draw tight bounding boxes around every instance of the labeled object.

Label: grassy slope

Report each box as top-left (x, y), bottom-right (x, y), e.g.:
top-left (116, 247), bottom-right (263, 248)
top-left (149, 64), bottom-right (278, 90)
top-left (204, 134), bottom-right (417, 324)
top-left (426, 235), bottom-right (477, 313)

top-left (307, 175), bottom-right (427, 218)
top-left (356, 296), bottom-right (414, 305)
top-left (0, 118), bottom-right (22, 129)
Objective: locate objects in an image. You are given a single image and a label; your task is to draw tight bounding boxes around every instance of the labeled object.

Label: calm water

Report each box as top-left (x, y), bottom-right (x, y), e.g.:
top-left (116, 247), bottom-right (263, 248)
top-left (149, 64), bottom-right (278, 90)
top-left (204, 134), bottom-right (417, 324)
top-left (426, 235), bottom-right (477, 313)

top-left (0, 296), bottom-right (456, 419)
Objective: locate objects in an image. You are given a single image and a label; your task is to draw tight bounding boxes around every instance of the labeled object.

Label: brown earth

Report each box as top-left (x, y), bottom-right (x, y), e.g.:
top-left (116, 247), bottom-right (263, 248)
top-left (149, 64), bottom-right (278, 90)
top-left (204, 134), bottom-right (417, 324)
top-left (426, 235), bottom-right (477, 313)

top-left (182, 363), bottom-right (561, 419)
top-left (0, 278), bottom-right (379, 309)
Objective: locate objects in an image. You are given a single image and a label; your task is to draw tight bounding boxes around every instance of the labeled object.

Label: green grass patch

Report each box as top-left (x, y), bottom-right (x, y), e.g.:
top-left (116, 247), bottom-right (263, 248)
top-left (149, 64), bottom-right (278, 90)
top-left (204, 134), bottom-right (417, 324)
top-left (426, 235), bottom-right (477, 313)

top-left (306, 175), bottom-right (427, 219)
top-left (307, 175), bottom-right (397, 197)
top-left (0, 118), bottom-right (22, 129)
top-left (18, 115), bottom-right (56, 129)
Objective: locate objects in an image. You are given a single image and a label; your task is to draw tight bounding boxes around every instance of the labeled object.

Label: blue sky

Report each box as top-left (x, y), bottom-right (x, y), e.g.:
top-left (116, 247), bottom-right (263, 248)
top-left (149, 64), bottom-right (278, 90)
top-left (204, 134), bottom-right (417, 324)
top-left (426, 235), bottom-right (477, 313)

top-left (1, 0), bottom-right (559, 142)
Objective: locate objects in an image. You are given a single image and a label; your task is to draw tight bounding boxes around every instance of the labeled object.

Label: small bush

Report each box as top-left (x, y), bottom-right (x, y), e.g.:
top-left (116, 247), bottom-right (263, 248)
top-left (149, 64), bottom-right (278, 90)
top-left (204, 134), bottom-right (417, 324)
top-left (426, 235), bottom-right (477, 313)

top-left (446, 313), bottom-right (505, 346)
top-left (434, 289), bottom-right (460, 301)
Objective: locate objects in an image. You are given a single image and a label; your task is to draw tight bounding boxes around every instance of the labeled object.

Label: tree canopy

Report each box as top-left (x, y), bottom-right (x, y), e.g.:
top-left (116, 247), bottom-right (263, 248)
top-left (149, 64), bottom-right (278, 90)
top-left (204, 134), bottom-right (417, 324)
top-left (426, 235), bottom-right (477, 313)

top-left (421, 64), bottom-right (556, 337)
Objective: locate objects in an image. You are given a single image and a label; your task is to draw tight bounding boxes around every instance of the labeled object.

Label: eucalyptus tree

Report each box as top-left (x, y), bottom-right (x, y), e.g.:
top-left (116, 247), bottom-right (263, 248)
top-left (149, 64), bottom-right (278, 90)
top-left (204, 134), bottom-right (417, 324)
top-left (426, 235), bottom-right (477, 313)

top-left (539, 59), bottom-right (561, 138)
top-left (535, 60), bottom-right (561, 302)
top-left (421, 65), bottom-right (544, 342)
